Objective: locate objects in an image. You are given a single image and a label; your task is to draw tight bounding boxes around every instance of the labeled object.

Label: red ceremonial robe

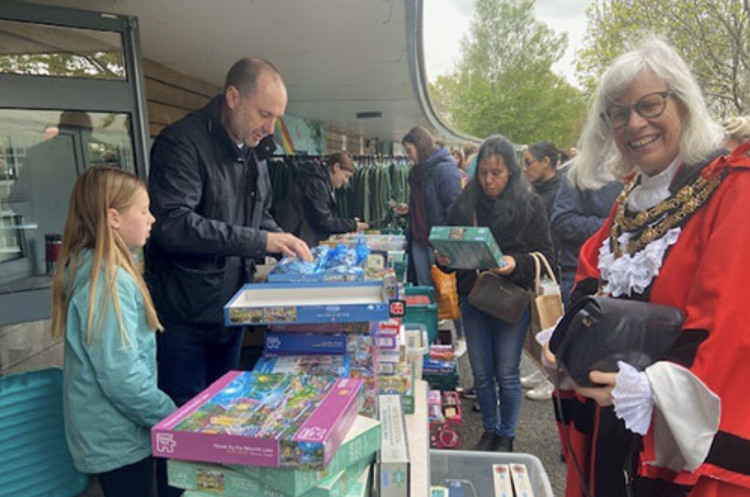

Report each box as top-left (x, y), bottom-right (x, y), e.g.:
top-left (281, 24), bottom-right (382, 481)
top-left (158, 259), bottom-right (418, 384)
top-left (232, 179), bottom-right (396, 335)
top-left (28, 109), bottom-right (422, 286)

top-left (558, 141), bottom-right (750, 497)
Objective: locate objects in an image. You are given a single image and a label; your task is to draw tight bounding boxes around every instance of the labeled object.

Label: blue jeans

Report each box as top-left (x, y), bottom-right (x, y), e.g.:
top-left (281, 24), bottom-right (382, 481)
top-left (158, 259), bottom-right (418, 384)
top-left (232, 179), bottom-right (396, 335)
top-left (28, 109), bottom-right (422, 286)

top-left (461, 300), bottom-right (530, 437)
top-left (410, 242), bottom-right (435, 287)
top-left (157, 327), bottom-right (245, 407)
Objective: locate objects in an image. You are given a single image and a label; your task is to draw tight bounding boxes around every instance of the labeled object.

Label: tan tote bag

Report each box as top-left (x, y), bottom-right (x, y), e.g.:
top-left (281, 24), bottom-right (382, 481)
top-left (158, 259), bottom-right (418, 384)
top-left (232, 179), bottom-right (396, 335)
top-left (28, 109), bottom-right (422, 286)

top-left (525, 252), bottom-right (564, 368)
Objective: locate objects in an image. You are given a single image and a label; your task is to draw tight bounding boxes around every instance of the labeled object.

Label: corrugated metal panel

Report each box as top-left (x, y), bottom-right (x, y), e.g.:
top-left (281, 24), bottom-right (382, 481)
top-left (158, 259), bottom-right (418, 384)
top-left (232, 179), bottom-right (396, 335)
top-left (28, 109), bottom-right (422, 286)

top-left (0, 368), bottom-right (88, 497)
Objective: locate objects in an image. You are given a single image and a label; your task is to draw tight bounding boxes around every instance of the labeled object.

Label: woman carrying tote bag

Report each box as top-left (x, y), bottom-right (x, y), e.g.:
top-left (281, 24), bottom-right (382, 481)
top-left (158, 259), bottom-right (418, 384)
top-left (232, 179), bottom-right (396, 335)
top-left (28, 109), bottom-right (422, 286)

top-left (442, 135), bottom-right (555, 452)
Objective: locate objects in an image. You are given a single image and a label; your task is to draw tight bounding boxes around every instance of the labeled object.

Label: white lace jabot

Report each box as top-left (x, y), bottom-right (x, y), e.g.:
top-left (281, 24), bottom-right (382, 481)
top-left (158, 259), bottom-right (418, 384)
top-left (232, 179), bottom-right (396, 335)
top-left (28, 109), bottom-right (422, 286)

top-left (600, 158), bottom-right (683, 296)
top-left (627, 158), bottom-right (680, 211)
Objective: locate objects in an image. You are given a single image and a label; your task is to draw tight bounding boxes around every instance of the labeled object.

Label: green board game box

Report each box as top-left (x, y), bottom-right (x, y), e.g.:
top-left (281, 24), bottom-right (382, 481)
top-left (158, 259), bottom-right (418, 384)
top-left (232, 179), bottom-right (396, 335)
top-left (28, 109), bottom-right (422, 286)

top-left (171, 457), bottom-right (371, 497)
top-left (230, 415), bottom-right (381, 497)
top-left (428, 226), bottom-right (505, 270)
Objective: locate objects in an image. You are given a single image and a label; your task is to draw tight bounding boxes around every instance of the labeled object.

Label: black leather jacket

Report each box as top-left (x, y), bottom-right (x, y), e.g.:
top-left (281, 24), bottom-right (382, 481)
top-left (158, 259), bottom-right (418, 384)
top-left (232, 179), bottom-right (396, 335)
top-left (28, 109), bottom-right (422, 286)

top-left (145, 96), bottom-right (282, 337)
top-left (276, 161), bottom-right (356, 247)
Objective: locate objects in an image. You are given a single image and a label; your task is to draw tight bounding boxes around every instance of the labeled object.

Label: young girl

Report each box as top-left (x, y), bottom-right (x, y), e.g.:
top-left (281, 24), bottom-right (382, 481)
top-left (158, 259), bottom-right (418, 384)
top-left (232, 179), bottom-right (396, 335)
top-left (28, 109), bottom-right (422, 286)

top-left (51, 167), bottom-right (176, 497)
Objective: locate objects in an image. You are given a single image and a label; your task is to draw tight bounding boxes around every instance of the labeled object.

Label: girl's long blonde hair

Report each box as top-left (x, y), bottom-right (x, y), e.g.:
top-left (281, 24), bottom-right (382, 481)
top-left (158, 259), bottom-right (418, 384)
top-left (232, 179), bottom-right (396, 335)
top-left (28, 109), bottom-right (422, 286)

top-left (51, 166), bottom-right (162, 343)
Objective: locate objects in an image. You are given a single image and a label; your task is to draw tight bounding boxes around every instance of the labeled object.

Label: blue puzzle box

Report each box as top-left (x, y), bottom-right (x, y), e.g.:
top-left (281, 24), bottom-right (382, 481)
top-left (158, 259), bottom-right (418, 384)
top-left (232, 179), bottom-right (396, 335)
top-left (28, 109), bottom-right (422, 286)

top-left (264, 331), bottom-right (348, 355)
top-left (224, 281), bottom-right (390, 326)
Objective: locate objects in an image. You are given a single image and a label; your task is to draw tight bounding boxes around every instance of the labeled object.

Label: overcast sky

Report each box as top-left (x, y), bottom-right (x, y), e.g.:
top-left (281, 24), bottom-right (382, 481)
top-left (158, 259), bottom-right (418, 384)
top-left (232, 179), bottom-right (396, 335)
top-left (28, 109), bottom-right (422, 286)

top-left (423, 0), bottom-right (591, 87)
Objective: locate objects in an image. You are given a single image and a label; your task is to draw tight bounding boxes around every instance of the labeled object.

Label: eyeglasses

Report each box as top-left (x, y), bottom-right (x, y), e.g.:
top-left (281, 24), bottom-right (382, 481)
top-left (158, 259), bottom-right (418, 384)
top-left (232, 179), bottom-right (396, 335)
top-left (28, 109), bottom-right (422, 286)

top-left (601, 91), bottom-right (674, 129)
top-left (524, 158), bottom-right (539, 167)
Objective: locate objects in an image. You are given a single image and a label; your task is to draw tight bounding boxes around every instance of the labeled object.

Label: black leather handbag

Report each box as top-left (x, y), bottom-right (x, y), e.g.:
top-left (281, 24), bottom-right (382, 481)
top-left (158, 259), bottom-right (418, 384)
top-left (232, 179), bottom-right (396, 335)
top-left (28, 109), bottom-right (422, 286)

top-left (549, 296), bottom-right (685, 387)
top-left (467, 271), bottom-right (529, 324)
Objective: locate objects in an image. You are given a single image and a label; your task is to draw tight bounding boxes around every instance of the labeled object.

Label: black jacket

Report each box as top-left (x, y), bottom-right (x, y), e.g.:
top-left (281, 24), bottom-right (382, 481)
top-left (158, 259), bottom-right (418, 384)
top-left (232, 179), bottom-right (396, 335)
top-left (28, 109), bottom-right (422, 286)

top-left (447, 181), bottom-right (555, 297)
top-left (533, 170), bottom-right (563, 218)
top-left (145, 96), bottom-right (282, 337)
top-left (275, 161), bottom-right (356, 247)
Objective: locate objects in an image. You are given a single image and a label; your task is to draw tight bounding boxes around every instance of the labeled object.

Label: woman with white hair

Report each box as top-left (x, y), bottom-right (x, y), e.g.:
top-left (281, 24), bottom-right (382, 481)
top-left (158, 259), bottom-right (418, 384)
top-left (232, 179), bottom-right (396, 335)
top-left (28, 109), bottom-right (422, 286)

top-left (550, 39), bottom-right (750, 497)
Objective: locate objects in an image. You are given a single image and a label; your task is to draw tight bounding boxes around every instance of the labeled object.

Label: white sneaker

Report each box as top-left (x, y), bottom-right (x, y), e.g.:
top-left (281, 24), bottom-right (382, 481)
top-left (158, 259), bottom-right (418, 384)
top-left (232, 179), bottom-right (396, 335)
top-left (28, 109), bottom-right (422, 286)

top-left (454, 337), bottom-right (467, 357)
top-left (520, 370), bottom-right (545, 389)
top-left (525, 380), bottom-right (554, 400)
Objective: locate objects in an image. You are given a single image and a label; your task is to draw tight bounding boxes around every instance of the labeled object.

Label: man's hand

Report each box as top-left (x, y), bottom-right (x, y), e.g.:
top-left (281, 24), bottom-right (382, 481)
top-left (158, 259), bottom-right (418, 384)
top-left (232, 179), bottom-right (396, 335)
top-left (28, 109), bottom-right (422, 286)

top-left (266, 232), bottom-right (313, 261)
top-left (354, 219), bottom-right (369, 232)
top-left (393, 203), bottom-right (409, 216)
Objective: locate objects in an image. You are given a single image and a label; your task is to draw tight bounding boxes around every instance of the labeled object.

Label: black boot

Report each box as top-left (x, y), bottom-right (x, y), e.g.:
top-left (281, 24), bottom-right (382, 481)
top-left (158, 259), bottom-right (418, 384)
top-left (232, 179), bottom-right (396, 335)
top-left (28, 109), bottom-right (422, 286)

top-left (495, 435), bottom-right (514, 452)
top-left (472, 431), bottom-right (498, 451)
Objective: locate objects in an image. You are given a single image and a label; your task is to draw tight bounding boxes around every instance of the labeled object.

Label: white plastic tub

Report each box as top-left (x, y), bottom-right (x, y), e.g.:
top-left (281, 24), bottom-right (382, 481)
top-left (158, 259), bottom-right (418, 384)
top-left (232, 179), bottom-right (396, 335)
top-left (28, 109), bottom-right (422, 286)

top-left (430, 449), bottom-right (554, 497)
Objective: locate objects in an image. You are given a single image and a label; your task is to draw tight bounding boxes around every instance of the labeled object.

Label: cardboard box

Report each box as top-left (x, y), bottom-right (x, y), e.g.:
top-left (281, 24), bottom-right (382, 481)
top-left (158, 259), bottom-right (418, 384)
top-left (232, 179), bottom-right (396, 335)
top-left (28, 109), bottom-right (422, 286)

top-left (231, 416), bottom-right (381, 497)
top-left (253, 355), bottom-right (351, 378)
top-left (168, 458), bottom-right (348, 497)
top-left (429, 391), bottom-right (462, 449)
top-left (264, 332), bottom-right (348, 356)
top-left (270, 323), bottom-right (374, 334)
top-left (152, 372), bottom-right (363, 469)
top-left (225, 282), bottom-right (389, 326)
top-left (429, 226), bottom-right (505, 270)
top-left (492, 464), bottom-right (513, 497)
top-left (345, 463), bottom-right (373, 497)
top-left (377, 395), bottom-right (409, 497)
top-left (510, 463), bottom-right (535, 497)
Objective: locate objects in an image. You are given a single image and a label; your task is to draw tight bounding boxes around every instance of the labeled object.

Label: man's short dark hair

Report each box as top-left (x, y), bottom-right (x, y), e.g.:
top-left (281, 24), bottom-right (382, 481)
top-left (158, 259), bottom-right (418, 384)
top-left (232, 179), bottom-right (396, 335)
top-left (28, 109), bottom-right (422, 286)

top-left (224, 57), bottom-right (283, 96)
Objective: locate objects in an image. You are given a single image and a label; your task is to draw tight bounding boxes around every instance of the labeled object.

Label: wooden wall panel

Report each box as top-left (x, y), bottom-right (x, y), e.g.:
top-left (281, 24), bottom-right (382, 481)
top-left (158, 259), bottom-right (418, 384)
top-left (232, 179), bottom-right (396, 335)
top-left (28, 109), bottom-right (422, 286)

top-left (142, 58), bottom-right (220, 137)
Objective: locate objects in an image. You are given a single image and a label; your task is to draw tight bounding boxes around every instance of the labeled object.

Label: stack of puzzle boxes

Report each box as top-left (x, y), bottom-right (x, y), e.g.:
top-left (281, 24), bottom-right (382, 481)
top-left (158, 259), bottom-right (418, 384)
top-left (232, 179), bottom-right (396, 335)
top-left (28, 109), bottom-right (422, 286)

top-left (375, 319), bottom-right (416, 415)
top-left (259, 321), bottom-right (379, 418)
top-left (151, 281), bottom-right (396, 497)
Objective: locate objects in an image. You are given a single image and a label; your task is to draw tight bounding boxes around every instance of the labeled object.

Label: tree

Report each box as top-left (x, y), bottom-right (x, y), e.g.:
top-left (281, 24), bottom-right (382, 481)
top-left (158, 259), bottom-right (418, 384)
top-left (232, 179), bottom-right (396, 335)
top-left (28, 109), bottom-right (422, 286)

top-left (577, 0), bottom-right (749, 117)
top-left (428, 0), bottom-right (588, 147)
top-left (0, 52), bottom-right (125, 79)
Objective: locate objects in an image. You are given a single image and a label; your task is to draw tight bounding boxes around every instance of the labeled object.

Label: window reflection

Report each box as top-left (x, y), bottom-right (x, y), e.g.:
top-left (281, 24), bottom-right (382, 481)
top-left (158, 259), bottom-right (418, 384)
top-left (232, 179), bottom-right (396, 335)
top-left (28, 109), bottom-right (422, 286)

top-left (0, 110), bottom-right (134, 293)
top-left (0, 20), bottom-right (125, 80)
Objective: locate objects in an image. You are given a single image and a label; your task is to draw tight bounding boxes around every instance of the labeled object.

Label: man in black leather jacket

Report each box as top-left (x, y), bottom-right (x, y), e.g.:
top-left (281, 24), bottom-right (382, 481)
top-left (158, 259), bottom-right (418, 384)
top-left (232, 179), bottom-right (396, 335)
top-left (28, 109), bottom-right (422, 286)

top-left (146, 57), bottom-right (311, 407)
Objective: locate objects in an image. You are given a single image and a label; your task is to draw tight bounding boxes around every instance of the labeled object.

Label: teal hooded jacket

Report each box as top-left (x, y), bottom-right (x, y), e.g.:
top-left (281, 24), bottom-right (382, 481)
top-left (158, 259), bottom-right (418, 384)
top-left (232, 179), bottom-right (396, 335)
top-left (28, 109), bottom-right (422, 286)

top-left (63, 249), bottom-right (175, 473)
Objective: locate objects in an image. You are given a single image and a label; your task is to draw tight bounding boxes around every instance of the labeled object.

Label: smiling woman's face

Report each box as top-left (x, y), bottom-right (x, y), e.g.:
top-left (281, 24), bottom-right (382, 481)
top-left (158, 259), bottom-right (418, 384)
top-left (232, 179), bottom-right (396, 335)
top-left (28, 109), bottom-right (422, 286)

top-left (610, 71), bottom-right (685, 176)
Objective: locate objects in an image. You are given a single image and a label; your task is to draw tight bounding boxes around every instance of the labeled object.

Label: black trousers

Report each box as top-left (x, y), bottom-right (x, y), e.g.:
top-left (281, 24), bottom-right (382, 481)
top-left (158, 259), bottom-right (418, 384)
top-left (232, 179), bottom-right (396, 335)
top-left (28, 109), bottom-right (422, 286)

top-left (96, 457), bottom-right (155, 497)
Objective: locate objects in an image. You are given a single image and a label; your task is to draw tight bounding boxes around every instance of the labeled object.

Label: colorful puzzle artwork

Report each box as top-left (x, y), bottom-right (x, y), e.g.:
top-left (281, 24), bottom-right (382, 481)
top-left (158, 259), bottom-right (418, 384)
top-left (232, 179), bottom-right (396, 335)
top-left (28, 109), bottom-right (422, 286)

top-left (153, 372), bottom-right (364, 468)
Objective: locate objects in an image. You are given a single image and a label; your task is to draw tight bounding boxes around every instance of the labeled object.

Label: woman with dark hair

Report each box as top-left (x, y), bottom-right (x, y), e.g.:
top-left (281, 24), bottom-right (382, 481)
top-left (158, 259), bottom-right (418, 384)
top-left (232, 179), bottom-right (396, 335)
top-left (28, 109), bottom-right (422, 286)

top-left (396, 126), bottom-right (461, 287)
top-left (277, 152), bottom-right (367, 247)
top-left (523, 141), bottom-right (565, 217)
top-left (521, 141), bottom-right (565, 400)
top-left (444, 135), bottom-right (554, 452)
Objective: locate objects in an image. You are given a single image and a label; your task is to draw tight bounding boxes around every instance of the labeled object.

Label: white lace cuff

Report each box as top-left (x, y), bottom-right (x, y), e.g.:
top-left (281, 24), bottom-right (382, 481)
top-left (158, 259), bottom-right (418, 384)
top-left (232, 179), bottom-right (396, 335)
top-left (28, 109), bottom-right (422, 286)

top-left (612, 361), bottom-right (654, 435)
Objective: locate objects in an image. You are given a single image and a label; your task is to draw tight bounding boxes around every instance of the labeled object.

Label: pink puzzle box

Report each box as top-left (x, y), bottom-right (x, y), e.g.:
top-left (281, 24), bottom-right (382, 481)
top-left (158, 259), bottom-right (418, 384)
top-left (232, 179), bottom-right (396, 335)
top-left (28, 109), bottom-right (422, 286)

top-left (151, 371), bottom-right (364, 469)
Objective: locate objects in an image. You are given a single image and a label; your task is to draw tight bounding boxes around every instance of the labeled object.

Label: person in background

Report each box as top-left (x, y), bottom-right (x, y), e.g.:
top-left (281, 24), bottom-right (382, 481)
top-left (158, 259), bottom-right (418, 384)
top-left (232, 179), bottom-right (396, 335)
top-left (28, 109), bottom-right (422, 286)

top-left (451, 147), bottom-right (469, 187)
top-left (722, 115), bottom-right (750, 151)
top-left (523, 141), bottom-right (565, 216)
top-left (52, 167), bottom-right (176, 497)
top-left (464, 142), bottom-right (479, 179)
top-left (442, 135), bottom-right (554, 452)
top-left (548, 38), bottom-right (750, 497)
top-left (394, 126), bottom-right (461, 288)
top-left (520, 141), bottom-right (565, 401)
top-left (551, 172), bottom-right (622, 307)
top-left (146, 57), bottom-right (312, 410)
top-left (276, 152), bottom-right (368, 247)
